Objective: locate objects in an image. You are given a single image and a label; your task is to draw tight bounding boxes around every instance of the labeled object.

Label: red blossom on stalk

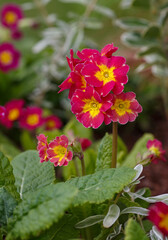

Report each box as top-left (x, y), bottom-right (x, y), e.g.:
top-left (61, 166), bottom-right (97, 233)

top-left (19, 107), bottom-right (43, 130)
top-left (0, 106), bottom-right (6, 119)
top-left (11, 29), bottom-right (23, 40)
top-left (104, 92), bottom-right (142, 125)
top-left (37, 134), bottom-right (49, 163)
top-left (80, 138), bottom-right (92, 151)
top-left (148, 202), bottom-right (168, 236)
top-left (0, 99), bottom-right (24, 128)
top-left (44, 115), bottom-right (62, 130)
top-left (0, 43), bottom-right (21, 72)
top-left (47, 135), bottom-right (73, 167)
top-left (146, 139), bottom-right (166, 163)
top-left (82, 55), bottom-right (129, 96)
top-left (0, 4), bottom-right (23, 30)
top-left (71, 86), bottom-right (112, 128)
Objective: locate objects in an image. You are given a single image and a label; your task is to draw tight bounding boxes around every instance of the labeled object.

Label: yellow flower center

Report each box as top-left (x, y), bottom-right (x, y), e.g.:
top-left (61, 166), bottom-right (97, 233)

top-left (0, 51), bottom-right (13, 65)
top-left (149, 146), bottom-right (160, 156)
top-left (53, 145), bottom-right (67, 162)
top-left (46, 120), bottom-right (55, 128)
top-left (8, 108), bottom-right (20, 121)
top-left (111, 99), bottom-right (132, 116)
top-left (5, 11), bottom-right (17, 24)
top-left (26, 114), bottom-right (39, 126)
top-left (95, 65), bottom-right (116, 85)
top-left (159, 213), bottom-right (168, 230)
top-left (83, 96), bottom-right (102, 118)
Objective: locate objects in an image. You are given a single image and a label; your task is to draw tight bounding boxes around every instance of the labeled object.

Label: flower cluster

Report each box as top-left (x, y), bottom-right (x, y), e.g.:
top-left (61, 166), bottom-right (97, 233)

top-left (146, 139), bottom-right (166, 164)
top-left (37, 134), bottom-right (73, 167)
top-left (59, 43), bottom-right (142, 128)
top-left (0, 99), bottom-right (62, 130)
top-left (148, 202), bottom-right (168, 236)
top-left (0, 4), bottom-right (23, 40)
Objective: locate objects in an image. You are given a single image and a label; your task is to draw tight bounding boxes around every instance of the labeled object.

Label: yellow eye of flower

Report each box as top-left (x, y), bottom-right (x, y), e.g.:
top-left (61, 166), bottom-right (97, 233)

top-left (0, 51), bottom-right (13, 65)
top-left (27, 114), bottom-right (39, 126)
top-left (83, 96), bottom-right (102, 118)
top-left (8, 108), bottom-right (19, 121)
top-left (5, 11), bottom-right (17, 24)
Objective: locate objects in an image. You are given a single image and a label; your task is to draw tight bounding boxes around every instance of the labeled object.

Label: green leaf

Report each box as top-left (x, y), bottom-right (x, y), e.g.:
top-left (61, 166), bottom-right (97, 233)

top-left (11, 150), bottom-right (55, 199)
top-left (103, 204), bottom-right (120, 228)
top-left (32, 215), bottom-right (80, 240)
top-left (0, 132), bottom-right (20, 161)
top-left (63, 118), bottom-right (92, 140)
top-left (20, 131), bottom-right (37, 150)
top-left (124, 218), bottom-right (149, 240)
top-left (0, 188), bottom-right (17, 226)
top-left (143, 26), bottom-right (161, 39)
top-left (138, 46), bottom-right (166, 58)
top-left (121, 32), bottom-right (157, 47)
top-left (116, 18), bottom-right (149, 30)
top-left (75, 215), bottom-right (104, 229)
top-left (95, 133), bottom-right (127, 171)
top-left (6, 183), bottom-right (78, 240)
top-left (122, 133), bottom-right (154, 168)
top-left (159, 9), bottom-right (168, 26)
top-left (67, 167), bottom-right (136, 206)
top-left (132, 0), bottom-right (151, 9)
top-left (0, 152), bottom-right (20, 200)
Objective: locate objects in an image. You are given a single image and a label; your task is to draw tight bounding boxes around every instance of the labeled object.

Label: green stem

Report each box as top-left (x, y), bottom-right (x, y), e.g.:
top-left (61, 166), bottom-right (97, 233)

top-left (73, 157), bottom-right (80, 177)
top-left (111, 122), bottom-right (118, 168)
top-left (81, 156), bottom-right (86, 176)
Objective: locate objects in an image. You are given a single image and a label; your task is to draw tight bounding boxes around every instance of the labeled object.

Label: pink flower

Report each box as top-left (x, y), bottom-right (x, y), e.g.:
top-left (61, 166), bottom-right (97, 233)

top-left (0, 106), bottom-right (6, 119)
top-left (47, 135), bottom-right (73, 167)
top-left (37, 134), bottom-right (49, 163)
top-left (105, 92), bottom-right (142, 125)
top-left (19, 107), bottom-right (43, 130)
top-left (82, 54), bottom-right (129, 96)
top-left (71, 86), bottom-right (112, 128)
top-left (0, 4), bottom-right (23, 30)
top-left (0, 99), bottom-right (24, 128)
top-left (44, 115), bottom-right (62, 130)
top-left (59, 63), bottom-right (87, 99)
top-left (146, 139), bottom-right (166, 164)
top-left (0, 43), bottom-right (21, 72)
top-left (148, 202), bottom-right (168, 236)
top-left (80, 138), bottom-right (92, 151)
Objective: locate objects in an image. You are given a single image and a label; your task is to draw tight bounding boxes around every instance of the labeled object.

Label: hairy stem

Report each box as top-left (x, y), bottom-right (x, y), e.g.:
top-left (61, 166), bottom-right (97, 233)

top-left (73, 157), bottom-right (80, 177)
top-left (111, 122), bottom-right (118, 168)
top-left (81, 156), bottom-right (86, 176)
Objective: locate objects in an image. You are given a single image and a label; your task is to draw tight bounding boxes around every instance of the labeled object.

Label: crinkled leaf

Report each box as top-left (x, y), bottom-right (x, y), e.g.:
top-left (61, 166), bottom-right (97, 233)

top-left (122, 133), bottom-right (154, 168)
top-left (95, 133), bottom-right (127, 171)
top-left (12, 150), bottom-right (55, 199)
top-left (0, 152), bottom-right (19, 200)
top-left (0, 188), bottom-right (17, 226)
top-left (116, 17), bottom-right (149, 30)
top-left (75, 215), bottom-right (104, 229)
top-left (125, 218), bottom-right (149, 240)
top-left (103, 204), bottom-right (120, 228)
top-left (6, 183), bottom-right (78, 240)
top-left (32, 215), bottom-right (80, 240)
top-left (67, 167), bottom-right (136, 206)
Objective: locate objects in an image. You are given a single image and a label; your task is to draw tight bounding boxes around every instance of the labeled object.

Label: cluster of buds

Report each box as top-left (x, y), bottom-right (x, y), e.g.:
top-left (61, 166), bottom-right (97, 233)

top-left (0, 4), bottom-right (24, 40)
top-left (37, 133), bottom-right (92, 167)
top-left (59, 43), bottom-right (142, 128)
top-left (0, 99), bottom-right (62, 130)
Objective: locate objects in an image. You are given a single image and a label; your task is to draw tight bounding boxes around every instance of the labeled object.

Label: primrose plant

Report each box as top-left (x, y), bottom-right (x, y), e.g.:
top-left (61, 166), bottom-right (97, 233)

top-left (0, 43), bottom-right (168, 240)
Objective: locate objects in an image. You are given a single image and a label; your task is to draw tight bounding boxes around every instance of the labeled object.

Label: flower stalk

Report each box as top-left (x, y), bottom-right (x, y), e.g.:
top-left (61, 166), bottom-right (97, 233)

top-left (111, 122), bottom-right (118, 168)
